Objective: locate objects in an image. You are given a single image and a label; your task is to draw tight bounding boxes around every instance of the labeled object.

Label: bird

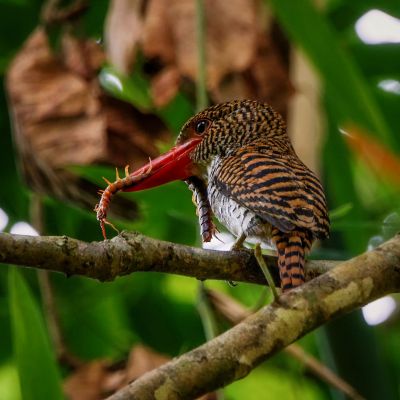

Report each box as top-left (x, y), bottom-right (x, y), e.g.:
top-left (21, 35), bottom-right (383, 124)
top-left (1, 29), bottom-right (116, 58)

top-left (96, 100), bottom-right (330, 292)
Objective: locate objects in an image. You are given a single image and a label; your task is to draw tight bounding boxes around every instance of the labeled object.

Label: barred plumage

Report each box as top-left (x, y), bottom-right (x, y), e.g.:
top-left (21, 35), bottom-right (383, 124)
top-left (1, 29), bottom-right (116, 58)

top-left (179, 100), bottom-right (330, 291)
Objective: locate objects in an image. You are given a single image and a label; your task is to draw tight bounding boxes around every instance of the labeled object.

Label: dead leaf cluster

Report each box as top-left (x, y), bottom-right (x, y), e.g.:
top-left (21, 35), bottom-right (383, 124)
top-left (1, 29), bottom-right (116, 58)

top-left (64, 344), bottom-right (215, 400)
top-left (6, 28), bottom-right (169, 217)
top-left (106, 0), bottom-right (293, 113)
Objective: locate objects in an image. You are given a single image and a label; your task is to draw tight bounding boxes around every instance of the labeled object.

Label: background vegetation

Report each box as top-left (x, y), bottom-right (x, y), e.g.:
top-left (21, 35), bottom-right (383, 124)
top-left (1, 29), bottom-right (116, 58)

top-left (0, 0), bottom-right (399, 399)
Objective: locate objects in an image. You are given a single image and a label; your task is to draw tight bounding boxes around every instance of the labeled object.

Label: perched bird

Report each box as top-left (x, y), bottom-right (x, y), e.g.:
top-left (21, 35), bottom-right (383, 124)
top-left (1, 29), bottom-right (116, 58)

top-left (96, 100), bottom-right (330, 291)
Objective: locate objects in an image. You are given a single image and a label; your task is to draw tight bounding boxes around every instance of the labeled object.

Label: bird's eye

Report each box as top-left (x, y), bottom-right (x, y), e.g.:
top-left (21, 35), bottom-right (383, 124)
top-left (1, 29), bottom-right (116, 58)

top-left (195, 119), bottom-right (209, 135)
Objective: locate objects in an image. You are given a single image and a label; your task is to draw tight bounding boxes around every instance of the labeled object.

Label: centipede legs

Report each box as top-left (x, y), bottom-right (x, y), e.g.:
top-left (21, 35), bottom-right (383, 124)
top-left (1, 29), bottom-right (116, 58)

top-left (95, 163), bottom-right (152, 239)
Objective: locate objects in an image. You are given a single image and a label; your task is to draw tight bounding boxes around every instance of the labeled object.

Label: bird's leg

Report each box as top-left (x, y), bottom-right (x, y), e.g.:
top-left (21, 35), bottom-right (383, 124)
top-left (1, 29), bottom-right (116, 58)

top-left (254, 243), bottom-right (279, 301)
top-left (224, 233), bottom-right (248, 286)
top-left (230, 232), bottom-right (246, 250)
top-left (186, 177), bottom-right (217, 243)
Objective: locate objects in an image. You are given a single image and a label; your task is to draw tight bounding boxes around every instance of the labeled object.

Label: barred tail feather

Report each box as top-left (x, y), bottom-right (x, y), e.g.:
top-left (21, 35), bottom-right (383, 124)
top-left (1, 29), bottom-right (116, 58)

top-left (284, 235), bottom-right (305, 290)
top-left (272, 228), bottom-right (312, 292)
top-left (273, 232), bottom-right (290, 290)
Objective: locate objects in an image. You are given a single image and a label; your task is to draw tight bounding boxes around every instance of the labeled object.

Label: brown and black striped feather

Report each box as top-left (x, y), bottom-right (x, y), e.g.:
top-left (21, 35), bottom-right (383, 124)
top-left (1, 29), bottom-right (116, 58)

top-left (213, 145), bottom-right (328, 237)
top-left (271, 227), bottom-right (313, 290)
top-left (212, 144), bottom-right (329, 291)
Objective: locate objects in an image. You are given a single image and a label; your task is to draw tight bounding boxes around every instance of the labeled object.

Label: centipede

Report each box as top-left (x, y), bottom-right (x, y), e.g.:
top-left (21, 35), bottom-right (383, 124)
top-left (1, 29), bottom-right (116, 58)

top-left (186, 177), bottom-right (217, 242)
top-left (94, 163), bottom-right (152, 239)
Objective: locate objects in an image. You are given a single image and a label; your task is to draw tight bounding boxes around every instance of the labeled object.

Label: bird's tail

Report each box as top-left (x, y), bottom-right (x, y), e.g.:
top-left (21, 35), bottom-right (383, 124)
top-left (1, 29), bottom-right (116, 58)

top-left (272, 228), bottom-right (312, 292)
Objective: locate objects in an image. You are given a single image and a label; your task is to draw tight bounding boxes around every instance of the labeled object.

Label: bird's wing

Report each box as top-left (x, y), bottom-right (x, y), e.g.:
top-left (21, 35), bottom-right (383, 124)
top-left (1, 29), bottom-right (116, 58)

top-left (212, 146), bottom-right (328, 236)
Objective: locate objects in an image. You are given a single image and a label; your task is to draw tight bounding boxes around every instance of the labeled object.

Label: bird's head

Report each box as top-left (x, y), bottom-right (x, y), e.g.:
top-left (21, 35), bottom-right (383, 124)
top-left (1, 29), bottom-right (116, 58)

top-left (122, 100), bottom-right (287, 192)
top-left (177, 100), bottom-right (287, 163)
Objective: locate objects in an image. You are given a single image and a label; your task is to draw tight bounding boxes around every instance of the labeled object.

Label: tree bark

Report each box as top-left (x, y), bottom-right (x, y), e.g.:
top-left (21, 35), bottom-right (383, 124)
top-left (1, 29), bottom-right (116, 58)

top-left (0, 231), bottom-right (335, 284)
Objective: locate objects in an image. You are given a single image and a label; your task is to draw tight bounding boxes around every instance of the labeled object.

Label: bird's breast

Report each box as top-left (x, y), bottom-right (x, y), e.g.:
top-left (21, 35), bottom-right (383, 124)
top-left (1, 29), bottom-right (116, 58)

top-left (207, 158), bottom-right (272, 244)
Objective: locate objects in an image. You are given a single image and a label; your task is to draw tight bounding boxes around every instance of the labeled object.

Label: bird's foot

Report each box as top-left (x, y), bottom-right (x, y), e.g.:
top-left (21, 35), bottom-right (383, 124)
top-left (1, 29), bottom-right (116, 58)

top-left (254, 243), bottom-right (279, 302)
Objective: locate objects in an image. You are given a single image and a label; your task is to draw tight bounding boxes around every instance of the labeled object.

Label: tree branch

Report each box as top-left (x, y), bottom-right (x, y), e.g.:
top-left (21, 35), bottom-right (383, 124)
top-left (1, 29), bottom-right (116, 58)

top-left (0, 231), bottom-right (335, 285)
top-left (106, 234), bottom-right (400, 400)
top-left (2, 231), bottom-right (400, 398)
top-left (205, 288), bottom-right (364, 400)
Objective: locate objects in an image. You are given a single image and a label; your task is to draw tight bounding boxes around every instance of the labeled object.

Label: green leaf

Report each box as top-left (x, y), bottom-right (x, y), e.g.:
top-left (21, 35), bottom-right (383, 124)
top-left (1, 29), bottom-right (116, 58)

top-left (324, 101), bottom-right (370, 254)
top-left (9, 269), bottom-right (63, 400)
top-left (0, 78), bottom-right (29, 221)
top-left (0, 362), bottom-right (20, 400)
top-left (268, 0), bottom-right (395, 149)
top-left (99, 65), bottom-right (152, 110)
top-left (225, 366), bottom-right (324, 400)
top-left (56, 277), bottom-right (136, 359)
top-left (0, 0), bottom-right (28, 6)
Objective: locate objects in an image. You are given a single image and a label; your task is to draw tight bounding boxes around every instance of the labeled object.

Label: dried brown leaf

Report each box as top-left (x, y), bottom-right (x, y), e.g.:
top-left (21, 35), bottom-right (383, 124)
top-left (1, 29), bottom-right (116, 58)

top-left (7, 28), bottom-right (106, 168)
top-left (212, 28), bottom-right (294, 118)
top-left (124, 346), bottom-right (217, 399)
top-left (6, 27), bottom-right (170, 219)
top-left (117, 0), bottom-right (292, 112)
top-left (63, 345), bottom-right (216, 399)
top-left (142, 0), bottom-right (175, 64)
top-left (125, 344), bottom-right (170, 382)
top-left (141, 0), bottom-right (259, 90)
top-left (150, 66), bottom-right (181, 107)
top-left (166, 0), bottom-right (258, 90)
top-left (64, 360), bottom-right (110, 400)
top-left (105, 0), bottom-right (144, 74)
top-left (103, 96), bottom-right (170, 168)
top-left (63, 346), bottom-right (169, 400)
top-left (244, 29), bottom-right (294, 117)
top-left (62, 32), bottom-right (105, 79)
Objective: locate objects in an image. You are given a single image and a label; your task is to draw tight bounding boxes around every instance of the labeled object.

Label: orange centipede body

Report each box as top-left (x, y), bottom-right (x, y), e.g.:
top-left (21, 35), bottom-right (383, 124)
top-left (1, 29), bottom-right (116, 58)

top-left (95, 164), bottom-right (152, 239)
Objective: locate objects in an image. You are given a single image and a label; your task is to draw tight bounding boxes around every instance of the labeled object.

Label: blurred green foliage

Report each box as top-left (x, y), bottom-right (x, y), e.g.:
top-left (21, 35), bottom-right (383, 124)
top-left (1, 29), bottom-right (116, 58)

top-left (9, 269), bottom-right (63, 400)
top-left (0, 0), bottom-right (399, 399)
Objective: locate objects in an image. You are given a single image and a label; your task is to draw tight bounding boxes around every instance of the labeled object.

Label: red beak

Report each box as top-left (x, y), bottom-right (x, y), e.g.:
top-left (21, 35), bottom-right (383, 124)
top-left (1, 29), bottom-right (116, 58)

top-left (95, 137), bottom-right (202, 239)
top-left (122, 137), bottom-right (202, 192)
